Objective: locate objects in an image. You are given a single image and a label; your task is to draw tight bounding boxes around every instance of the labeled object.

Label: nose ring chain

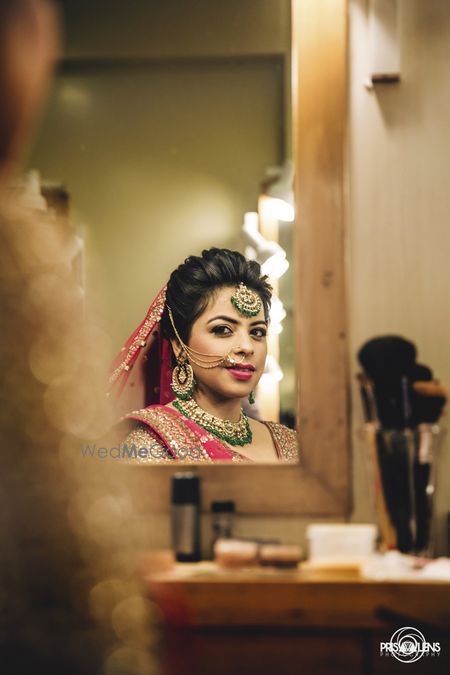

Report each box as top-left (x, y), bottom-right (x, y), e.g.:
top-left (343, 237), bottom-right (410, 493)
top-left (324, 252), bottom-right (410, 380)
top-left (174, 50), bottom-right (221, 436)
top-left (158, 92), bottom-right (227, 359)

top-left (167, 305), bottom-right (247, 369)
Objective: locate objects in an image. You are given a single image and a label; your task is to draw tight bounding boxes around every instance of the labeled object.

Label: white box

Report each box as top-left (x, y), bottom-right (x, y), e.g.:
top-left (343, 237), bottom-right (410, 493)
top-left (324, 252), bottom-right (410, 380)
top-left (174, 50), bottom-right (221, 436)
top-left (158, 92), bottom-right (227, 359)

top-left (307, 524), bottom-right (378, 566)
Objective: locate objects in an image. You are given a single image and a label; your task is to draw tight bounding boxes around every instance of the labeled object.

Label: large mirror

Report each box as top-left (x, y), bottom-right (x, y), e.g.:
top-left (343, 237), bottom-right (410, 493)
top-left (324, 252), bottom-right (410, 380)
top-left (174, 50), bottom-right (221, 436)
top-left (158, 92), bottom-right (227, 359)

top-left (27, 0), bottom-right (350, 513)
top-left (28, 0), bottom-right (299, 464)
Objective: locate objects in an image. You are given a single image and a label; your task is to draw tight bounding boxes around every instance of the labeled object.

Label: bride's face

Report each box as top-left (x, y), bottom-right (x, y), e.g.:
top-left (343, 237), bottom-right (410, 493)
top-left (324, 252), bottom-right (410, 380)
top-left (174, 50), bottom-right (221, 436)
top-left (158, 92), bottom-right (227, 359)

top-left (181, 286), bottom-right (268, 401)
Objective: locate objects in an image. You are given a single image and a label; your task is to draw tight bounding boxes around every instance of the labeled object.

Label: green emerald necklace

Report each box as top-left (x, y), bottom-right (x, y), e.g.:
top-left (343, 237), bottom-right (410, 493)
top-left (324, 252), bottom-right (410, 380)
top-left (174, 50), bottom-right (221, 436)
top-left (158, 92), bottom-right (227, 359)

top-left (173, 398), bottom-right (252, 446)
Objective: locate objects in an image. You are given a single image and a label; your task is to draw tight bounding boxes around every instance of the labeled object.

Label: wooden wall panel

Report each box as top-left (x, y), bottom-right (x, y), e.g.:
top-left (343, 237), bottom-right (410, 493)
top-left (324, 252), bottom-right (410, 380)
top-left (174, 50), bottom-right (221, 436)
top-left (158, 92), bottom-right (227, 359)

top-left (292, 0), bottom-right (351, 509)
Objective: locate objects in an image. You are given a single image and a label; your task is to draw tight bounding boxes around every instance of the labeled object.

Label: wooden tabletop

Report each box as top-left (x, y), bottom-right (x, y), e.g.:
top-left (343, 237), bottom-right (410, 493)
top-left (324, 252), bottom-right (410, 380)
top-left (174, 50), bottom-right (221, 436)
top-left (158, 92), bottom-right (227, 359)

top-left (143, 562), bottom-right (450, 631)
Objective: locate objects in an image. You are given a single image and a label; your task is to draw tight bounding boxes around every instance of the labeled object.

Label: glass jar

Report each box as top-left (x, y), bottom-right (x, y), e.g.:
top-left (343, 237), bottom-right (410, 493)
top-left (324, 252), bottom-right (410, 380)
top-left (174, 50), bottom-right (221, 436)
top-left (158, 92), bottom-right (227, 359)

top-left (211, 499), bottom-right (235, 558)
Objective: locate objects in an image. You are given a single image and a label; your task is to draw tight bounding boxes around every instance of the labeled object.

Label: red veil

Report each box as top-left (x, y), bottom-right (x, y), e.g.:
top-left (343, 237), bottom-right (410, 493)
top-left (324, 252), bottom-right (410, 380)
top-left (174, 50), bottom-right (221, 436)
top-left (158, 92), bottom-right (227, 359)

top-left (107, 285), bottom-right (175, 418)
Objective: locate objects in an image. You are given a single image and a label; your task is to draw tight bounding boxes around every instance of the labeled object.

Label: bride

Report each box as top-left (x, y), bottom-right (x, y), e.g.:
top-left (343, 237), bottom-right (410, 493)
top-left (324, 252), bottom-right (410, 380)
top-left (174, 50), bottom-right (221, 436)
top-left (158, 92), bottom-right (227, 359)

top-left (108, 248), bottom-right (299, 463)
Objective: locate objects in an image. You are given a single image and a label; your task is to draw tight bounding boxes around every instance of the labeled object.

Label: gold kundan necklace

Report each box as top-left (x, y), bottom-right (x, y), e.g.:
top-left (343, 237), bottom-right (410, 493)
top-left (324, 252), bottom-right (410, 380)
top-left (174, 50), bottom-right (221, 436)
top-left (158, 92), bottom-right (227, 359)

top-left (172, 398), bottom-right (252, 446)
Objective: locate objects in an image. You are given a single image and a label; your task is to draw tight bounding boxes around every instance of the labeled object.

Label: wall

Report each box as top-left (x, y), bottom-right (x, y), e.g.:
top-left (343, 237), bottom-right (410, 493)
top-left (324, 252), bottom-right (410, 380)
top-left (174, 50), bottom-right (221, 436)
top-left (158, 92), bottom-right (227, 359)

top-left (349, 0), bottom-right (450, 554)
top-left (30, 60), bottom-right (284, 344)
top-left (59, 0), bottom-right (290, 61)
top-left (29, 0), bottom-right (290, 345)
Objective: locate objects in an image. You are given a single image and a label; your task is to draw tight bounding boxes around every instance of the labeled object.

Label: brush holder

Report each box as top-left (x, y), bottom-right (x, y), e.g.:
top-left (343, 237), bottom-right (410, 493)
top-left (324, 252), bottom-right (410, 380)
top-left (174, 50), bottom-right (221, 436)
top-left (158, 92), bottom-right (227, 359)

top-left (363, 422), bottom-right (445, 556)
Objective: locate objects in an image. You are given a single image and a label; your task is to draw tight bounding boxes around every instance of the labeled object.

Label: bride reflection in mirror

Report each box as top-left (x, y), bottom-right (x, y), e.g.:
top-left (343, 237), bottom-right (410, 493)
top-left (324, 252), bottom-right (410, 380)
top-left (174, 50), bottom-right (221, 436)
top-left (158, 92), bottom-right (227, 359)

top-left (108, 248), bottom-right (299, 463)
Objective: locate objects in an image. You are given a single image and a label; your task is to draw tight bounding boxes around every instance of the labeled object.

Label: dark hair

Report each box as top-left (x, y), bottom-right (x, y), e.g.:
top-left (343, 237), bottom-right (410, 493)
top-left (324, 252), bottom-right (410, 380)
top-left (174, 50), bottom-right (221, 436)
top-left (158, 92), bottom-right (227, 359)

top-left (161, 248), bottom-right (272, 346)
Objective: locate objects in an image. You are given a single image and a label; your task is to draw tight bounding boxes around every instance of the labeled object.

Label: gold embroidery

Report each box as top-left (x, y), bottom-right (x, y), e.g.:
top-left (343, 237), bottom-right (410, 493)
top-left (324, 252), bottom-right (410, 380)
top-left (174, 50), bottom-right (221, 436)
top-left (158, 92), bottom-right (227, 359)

top-left (108, 288), bottom-right (166, 386)
top-left (221, 422), bottom-right (299, 463)
top-left (229, 450), bottom-right (251, 463)
top-left (125, 406), bottom-right (213, 463)
top-left (264, 421), bottom-right (299, 463)
top-left (121, 426), bottom-right (173, 463)
top-left (121, 407), bottom-right (299, 464)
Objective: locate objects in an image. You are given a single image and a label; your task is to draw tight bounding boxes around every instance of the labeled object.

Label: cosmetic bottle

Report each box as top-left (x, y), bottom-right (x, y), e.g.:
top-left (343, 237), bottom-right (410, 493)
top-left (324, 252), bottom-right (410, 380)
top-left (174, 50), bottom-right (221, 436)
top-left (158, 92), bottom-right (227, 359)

top-left (171, 473), bottom-right (201, 562)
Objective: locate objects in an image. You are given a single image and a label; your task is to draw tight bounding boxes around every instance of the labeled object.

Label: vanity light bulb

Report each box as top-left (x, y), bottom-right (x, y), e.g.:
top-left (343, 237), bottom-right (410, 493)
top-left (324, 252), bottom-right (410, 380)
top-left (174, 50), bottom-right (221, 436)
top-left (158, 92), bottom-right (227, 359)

top-left (243, 211), bottom-right (259, 232)
top-left (265, 197), bottom-right (295, 222)
top-left (270, 296), bottom-right (287, 323)
top-left (269, 322), bottom-right (283, 336)
top-left (244, 245), bottom-right (258, 261)
top-left (261, 251), bottom-right (289, 279)
top-left (263, 355), bottom-right (284, 382)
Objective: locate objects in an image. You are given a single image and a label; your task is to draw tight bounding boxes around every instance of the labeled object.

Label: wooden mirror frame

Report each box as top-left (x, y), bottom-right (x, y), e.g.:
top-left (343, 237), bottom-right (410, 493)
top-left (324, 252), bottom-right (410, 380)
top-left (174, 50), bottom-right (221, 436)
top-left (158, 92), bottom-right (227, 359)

top-left (127, 0), bottom-right (351, 517)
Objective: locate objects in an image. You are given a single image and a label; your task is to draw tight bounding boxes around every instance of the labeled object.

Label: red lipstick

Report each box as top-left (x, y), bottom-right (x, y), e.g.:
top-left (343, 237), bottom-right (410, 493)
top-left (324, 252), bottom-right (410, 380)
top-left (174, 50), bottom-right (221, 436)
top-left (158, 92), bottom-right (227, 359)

top-left (225, 363), bottom-right (255, 381)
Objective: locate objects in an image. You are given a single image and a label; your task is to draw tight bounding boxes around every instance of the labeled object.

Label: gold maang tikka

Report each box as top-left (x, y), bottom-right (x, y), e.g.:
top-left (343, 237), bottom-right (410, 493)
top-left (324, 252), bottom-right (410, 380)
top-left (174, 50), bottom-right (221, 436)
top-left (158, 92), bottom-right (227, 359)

top-left (231, 282), bottom-right (262, 317)
top-left (167, 305), bottom-right (246, 399)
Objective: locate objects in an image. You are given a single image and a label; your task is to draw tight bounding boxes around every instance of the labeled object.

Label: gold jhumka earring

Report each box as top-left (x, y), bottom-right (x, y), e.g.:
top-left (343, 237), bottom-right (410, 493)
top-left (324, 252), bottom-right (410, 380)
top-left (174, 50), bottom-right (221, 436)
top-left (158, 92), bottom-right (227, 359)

top-left (171, 350), bottom-right (195, 400)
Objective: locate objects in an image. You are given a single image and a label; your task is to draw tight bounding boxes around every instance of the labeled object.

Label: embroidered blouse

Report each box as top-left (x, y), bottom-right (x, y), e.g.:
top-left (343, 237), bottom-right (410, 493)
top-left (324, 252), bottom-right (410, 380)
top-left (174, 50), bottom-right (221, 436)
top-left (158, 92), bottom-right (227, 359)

top-left (120, 405), bottom-right (299, 464)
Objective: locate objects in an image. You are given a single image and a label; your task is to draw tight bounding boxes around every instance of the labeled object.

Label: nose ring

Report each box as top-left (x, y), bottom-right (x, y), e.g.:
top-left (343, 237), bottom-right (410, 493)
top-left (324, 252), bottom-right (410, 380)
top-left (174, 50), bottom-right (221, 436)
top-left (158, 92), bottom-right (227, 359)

top-left (224, 347), bottom-right (246, 367)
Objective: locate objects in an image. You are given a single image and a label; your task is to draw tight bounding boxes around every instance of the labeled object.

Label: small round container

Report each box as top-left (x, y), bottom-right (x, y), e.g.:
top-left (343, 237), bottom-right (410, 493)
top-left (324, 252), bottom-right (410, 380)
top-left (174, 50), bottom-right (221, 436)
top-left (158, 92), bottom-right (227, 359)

top-left (259, 544), bottom-right (303, 569)
top-left (214, 539), bottom-right (259, 568)
top-left (307, 524), bottom-right (377, 566)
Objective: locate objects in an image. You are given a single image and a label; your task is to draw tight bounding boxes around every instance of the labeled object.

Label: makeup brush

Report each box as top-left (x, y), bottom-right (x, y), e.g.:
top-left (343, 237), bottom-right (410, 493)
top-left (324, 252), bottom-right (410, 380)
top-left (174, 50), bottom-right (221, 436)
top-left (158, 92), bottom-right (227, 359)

top-left (388, 429), bottom-right (414, 552)
top-left (358, 336), bottom-right (417, 429)
top-left (358, 337), bottom-right (447, 555)
top-left (410, 364), bottom-right (447, 553)
top-left (356, 373), bottom-right (397, 549)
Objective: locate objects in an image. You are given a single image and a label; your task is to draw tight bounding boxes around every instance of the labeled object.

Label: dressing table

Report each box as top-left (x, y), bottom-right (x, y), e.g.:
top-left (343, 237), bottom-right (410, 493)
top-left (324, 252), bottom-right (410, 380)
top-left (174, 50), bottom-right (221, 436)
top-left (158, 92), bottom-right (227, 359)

top-left (144, 562), bottom-right (450, 675)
